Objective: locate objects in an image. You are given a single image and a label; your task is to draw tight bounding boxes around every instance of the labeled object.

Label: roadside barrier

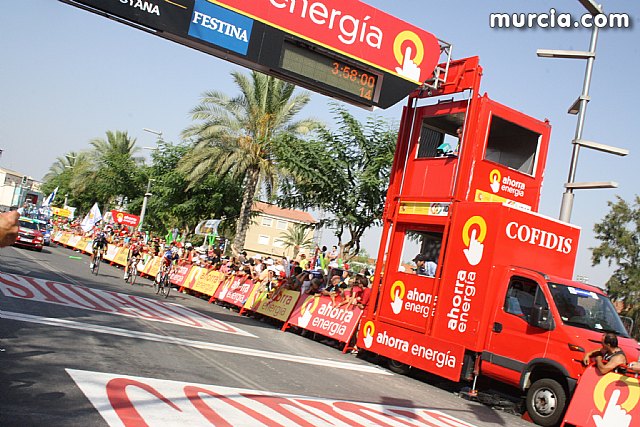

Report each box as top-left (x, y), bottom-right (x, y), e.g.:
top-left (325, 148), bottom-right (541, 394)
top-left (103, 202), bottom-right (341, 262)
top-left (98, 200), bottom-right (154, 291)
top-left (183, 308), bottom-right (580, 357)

top-left (51, 231), bottom-right (640, 421)
top-left (562, 364), bottom-right (640, 426)
top-left (51, 231), bottom-right (361, 352)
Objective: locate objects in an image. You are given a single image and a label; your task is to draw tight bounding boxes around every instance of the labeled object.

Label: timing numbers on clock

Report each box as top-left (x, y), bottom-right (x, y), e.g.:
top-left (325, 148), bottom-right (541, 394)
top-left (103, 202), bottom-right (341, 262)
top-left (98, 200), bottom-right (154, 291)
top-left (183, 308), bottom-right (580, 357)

top-left (331, 62), bottom-right (376, 100)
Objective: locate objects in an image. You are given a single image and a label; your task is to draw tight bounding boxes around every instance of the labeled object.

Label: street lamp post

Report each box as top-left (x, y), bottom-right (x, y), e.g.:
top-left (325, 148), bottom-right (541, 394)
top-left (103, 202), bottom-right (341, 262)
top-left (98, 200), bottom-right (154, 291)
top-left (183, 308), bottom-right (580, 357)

top-left (138, 178), bottom-right (155, 232)
top-left (143, 128), bottom-right (163, 142)
top-left (536, 0), bottom-right (628, 223)
top-left (139, 128), bottom-right (163, 232)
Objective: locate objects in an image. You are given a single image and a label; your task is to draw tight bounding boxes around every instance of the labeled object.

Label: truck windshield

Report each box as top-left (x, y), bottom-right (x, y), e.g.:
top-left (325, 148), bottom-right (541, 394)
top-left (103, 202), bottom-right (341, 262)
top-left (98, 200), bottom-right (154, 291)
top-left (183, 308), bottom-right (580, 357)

top-left (19, 220), bottom-right (40, 231)
top-left (548, 282), bottom-right (629, 338)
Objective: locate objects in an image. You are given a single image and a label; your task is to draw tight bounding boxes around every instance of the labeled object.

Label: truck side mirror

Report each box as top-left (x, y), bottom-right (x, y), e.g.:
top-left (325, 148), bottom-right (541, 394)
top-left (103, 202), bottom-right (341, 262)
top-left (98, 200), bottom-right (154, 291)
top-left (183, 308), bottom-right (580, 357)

top-left (531, 306), bottom-right (553, 330)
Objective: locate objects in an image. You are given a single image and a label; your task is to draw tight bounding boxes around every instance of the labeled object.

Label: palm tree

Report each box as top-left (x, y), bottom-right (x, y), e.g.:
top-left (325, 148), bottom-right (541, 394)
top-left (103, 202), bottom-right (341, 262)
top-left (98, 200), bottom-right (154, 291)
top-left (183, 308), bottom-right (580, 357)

top-left (42, 151), bottom-right (83, 182)
top-left (86, 130), bottom-right (144, 206)
top-left (280, 223), bottom-right (315, 259)
top-left (41, 151), bottom-right (91, 207)
top-left (90, 130), bottom-right (142, 161)
top-left (180, 71), bottom-right (321, 254)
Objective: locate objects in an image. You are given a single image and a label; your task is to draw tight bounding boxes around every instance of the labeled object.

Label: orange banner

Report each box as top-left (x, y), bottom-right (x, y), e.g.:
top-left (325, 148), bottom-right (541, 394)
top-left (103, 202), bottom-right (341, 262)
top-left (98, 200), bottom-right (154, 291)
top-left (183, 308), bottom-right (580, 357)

top-left (58, 233), bottom-right (71, 246)
top-left (144, 256), bottom-right (162, 278)
top-left (181, 267), bottom-right (206, 290)
top-left (191, 270), bottom-right (227, 296)
top-left (252, 290), bottom-right (301, 322)
top-left (113, 248), bottom-right (129, 266)
top-left (74, 238), bottom-right (89, 251)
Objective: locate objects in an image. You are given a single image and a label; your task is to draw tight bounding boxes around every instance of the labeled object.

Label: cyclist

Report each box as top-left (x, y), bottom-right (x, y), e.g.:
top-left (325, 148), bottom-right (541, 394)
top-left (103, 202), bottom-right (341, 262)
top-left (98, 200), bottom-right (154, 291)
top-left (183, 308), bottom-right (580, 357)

top-left (124, 238), bottom-right (142, 280)
top-left (90, 228), bottom-right (109, 270)
top-left (156, 241), bottom-right (179, 285)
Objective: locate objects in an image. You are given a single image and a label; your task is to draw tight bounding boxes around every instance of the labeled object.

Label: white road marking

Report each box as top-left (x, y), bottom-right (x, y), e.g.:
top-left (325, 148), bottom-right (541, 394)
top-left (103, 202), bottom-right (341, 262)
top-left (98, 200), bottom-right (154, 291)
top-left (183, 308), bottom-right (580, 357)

top-left (1, 310), bottom-right (389, 375)
top-left (0, 272), bottom-right (253, 335)
top-left (12, 245), bottom-right (84, 286)
top-left (67, 368), bottom-right (476, 427)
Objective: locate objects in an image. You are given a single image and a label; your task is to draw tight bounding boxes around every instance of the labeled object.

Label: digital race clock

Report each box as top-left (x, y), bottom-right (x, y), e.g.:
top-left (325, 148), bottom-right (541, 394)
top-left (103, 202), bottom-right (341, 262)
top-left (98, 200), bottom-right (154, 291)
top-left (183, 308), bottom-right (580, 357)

top-left (280, 41), bottom-right (381, 104)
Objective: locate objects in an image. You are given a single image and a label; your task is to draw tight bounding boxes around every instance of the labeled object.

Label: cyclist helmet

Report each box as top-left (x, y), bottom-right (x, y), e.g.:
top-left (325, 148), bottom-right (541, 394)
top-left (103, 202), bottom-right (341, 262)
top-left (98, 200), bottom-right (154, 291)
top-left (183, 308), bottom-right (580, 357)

top-left (171, 246), bottom-right (179, 255)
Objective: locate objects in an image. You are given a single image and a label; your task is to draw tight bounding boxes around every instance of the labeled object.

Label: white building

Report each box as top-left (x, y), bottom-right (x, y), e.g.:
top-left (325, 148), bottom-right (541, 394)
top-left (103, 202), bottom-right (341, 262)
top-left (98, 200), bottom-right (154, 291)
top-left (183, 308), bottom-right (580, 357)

top-left (0, 167), bottom-right (42, 212)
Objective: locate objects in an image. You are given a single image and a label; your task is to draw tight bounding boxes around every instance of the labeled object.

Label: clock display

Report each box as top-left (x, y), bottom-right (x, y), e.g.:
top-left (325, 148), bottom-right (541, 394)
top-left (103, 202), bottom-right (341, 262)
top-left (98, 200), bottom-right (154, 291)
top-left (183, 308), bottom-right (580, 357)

top-left (280, 41), bottom-right (380, 103)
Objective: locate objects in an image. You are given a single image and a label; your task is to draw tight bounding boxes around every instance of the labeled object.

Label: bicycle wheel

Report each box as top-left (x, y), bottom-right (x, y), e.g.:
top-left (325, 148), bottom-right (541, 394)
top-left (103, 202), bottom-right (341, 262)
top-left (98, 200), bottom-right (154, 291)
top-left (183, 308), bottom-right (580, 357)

top-left (93, 254), bottom-right (101, 275)
top-left (155, 273), bottom-right (163, 294)
top-left (131, 265), bottom-right (138, 285)
top-left (161, 275), bottom-right (171, 298)
top-left (124, 264), bottom-right (131, 283)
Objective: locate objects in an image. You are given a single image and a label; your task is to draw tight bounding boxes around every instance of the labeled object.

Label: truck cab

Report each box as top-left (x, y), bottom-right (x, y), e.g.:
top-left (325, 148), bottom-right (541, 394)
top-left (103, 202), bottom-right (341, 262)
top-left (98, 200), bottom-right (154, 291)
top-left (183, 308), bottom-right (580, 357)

top-left (358, 57), bottom-right (638, 426)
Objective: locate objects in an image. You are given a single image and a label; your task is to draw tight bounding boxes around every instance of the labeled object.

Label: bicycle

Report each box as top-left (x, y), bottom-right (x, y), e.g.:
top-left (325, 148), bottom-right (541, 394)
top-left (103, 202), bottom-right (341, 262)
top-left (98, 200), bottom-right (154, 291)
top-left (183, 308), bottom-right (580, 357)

top-left (154, 264), bottom-right (172, 298)
top-left (124, 256), bottom-right (139, 285)
top-left (91, 248), bottom-right (103, 276)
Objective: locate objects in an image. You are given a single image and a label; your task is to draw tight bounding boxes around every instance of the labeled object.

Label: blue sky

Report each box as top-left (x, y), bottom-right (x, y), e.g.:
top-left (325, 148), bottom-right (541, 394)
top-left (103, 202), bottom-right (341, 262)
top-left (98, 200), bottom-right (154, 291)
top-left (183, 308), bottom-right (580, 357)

top-left (1, 1), bottom-right (638, 286)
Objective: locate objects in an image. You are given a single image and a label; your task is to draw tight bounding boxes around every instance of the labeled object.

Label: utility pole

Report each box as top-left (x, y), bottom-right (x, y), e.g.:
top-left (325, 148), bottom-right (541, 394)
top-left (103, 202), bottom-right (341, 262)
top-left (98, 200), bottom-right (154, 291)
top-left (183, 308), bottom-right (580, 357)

top-left (536, 0), bottom-right (628, 223)
top-left (138, 178), bottom-right (155, 232)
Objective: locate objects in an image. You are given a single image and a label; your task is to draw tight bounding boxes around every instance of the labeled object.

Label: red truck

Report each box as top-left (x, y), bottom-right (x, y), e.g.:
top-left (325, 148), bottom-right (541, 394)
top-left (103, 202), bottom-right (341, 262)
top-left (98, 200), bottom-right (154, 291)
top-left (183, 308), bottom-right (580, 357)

top-left (358, 57), bottom-right (638, 427)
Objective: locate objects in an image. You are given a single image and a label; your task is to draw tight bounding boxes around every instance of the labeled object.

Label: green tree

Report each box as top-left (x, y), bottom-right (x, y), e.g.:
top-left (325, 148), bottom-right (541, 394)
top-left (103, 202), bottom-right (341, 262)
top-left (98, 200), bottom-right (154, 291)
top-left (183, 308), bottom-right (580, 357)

top-left (279, 223), bottom-right (315, 259)
top-left (180, 71), bottom-right (321, 254)
top-left (277, 104), bottom-right (397, 260)
top-left (135, 143), bottom-right (243, 238)
top-left (592, 195), bottom-right (640, 320)
top-left (41, 151), bottom-right (93, 210)
top-left (86, 130), bottom-right (144, 206)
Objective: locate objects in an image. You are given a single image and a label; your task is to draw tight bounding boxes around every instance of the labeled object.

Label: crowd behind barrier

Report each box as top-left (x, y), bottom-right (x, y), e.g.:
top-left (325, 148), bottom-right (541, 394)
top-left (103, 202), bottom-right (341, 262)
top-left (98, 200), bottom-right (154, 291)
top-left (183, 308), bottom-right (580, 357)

top-left (51, 227), bottom-right (372, 353)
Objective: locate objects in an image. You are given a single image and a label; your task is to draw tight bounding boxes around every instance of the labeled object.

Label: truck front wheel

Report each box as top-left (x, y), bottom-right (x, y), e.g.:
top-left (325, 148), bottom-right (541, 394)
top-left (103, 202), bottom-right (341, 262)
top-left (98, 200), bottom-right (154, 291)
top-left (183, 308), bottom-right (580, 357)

top-left (526, 378), bottom-right (566, 427)
top-left (387, 359), bottom-right (411, 375)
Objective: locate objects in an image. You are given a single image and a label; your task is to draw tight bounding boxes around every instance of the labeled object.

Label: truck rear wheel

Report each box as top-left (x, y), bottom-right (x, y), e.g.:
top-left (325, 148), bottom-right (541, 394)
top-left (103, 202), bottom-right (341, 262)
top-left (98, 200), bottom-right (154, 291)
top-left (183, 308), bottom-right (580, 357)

top-left (525, 378), bottom-right (566, 427)
top-left (387, 359), bottom-right (411, 375)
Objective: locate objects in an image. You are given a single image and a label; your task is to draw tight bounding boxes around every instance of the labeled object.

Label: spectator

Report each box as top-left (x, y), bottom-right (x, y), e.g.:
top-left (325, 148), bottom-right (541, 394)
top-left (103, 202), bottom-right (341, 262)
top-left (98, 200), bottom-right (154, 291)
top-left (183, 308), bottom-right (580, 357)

top-left (319, 275), bottom-right (342, 304)
top-left (328, 245), bottom-right (339, 268)
top-left (299, 270), bottom-right (312, 294)
top-left (583, 332), bottom-right (627, 374)
top-left (413, 254), bottom-right (436, 277)
top-left (337, 274), bottom-right (365, 310)
top-left (305, 278), bottom-right (323, 296)
top-left (357, 276), bottom-right (371, 311)
top-left (181, 242), bottom-right (195, 263)
top-left (340, 270), bottom-right (352, 287)
top-left (254, 255), bottom-right (264, 274)
top-left (299, 253), bottom-right (310, 270)
top-left (280, 257), bottom-right (290, 277)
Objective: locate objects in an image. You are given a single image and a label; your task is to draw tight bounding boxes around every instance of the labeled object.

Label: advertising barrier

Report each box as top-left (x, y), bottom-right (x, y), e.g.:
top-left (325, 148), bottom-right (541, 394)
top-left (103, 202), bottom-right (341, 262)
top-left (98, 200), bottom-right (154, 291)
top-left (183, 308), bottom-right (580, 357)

top-left (562, 365), bottom-right (640, 427)
top-left (104, 245), bottom-right (120, 262)
top-left (74, 238), bottom-right (90, 253)
top-left (49, 232), bottom-right (374, 359)
top-left (189, 269), bottom-right (227, 297)
top-left (285, 295), bottom-right (363, 350)
top-left (136, 254), bottom-right (153, 273)
top-left (112, 248), bottom-right (129, 266)
top-left (143, 256), bottom-right (162, 279)
top-left (215, 276), bottom-right (256, 308)
top-left (67, 235), bottom-right (81, 248)
top-left (247, 289), bottom-right (301, 322)
top-left (58, 233), bottom-right (71, 246)
top-left (169, 264), bottom-right (192, 287)
top-left (179, 266), bottom-right (206, 291)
